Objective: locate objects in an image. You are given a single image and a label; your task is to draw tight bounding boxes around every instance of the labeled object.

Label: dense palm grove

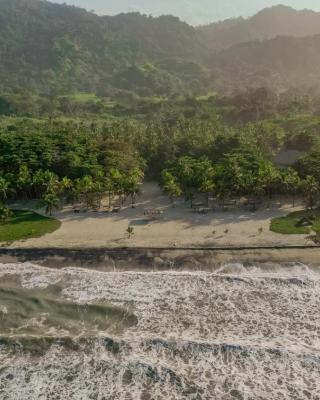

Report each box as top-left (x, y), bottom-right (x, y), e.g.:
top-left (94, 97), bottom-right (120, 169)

top-left (0, 119), bottom-right (146, 218)
top-left (1, 88), bottom-right (320, 220)
top-left (1, 2), bottom-right (320, 221)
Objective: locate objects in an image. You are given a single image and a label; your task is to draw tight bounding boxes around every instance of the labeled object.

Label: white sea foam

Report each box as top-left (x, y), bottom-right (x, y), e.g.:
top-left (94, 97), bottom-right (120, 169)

top-left (0, 262), bottom-right (319, 399)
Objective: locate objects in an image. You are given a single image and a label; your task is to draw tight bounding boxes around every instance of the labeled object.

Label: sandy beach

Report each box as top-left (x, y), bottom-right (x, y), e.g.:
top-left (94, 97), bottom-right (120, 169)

top-left (7, 182), bottom-right (315, 250)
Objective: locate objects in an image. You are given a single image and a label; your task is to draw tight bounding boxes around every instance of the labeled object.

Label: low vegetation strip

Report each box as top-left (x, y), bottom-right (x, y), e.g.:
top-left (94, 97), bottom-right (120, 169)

top-left (0, 210), bottom-right (61, 242)
top-left (270, 209), bottom-right (320, 235)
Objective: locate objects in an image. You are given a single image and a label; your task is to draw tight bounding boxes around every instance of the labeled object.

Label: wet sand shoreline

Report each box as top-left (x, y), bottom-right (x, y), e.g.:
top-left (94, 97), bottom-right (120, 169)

top-left (1, 246), bottom-right (319, 270)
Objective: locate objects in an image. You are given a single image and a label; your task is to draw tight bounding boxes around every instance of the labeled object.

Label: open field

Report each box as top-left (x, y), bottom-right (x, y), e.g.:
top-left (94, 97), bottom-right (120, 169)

top-left (271, 209), bottom-right (320, 234)
top-left (0, 210), bottom-right (61, 243)
top-left (7, 183), bottom-right (314, 249)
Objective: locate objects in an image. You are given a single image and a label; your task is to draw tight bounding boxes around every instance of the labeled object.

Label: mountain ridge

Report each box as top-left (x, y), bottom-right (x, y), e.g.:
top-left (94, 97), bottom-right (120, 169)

top-left (51, 0), bottom-right (320, 25)
top-left (199, 5), bottom-right (320, 50)
top-left (2, 0), bottom-right (320, 96)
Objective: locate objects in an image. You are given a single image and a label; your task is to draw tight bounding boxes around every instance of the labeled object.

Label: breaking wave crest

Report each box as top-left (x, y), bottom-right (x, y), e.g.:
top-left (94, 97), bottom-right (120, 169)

top-left (0, 262), bottom-right (320, 399)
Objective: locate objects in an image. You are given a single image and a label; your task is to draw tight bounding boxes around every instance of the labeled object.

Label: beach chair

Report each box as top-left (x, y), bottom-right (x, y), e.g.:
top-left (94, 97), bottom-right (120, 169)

top-left (144, 208), bottom-right (164, 220)
top-left (198, 207), bottom-right (210, 214)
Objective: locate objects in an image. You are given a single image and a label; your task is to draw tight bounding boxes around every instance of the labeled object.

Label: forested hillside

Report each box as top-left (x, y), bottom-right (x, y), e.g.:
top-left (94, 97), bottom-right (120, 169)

top-left (0, 0), bottom-right (207, 97)
top-left (210, 34), bottom-right (320, 92)
top-left (2, 0), bottom-right (320, 100)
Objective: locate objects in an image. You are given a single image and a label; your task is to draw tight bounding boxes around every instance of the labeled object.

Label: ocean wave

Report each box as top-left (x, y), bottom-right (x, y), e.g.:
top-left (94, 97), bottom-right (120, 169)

top-left (0, 262), bottom-right (320, 399)
top-left (1, 336), bottom-right (319, 399)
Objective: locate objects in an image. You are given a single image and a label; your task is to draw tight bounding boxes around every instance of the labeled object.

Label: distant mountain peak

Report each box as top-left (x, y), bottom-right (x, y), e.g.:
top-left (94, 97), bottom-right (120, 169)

top-left (252, 4), bottom-right (319, 19)
top-left (199, 5), bottom-right (320, 50)
top-left (256, 4), bottom-right (296, 12)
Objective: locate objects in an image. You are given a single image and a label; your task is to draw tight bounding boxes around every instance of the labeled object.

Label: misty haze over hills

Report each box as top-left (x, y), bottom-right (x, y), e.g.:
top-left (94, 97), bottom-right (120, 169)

top-left (200, 5), bottom-right (320, 49)
top-left (52, 0), bottom-right (320, 24)
top-left (2, 0), bottom-right (320, 96)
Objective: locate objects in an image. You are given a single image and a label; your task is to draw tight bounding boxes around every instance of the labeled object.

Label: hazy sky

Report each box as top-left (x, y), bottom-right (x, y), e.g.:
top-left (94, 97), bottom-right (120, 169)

top-left (51, 0), bottom-right (320, 24)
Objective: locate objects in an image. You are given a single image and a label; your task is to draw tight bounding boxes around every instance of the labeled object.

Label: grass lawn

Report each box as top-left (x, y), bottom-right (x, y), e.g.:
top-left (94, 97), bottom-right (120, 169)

top-left (0, 210), bottom-right (61, 242)
top-left (270, 209), bottom-right (320, 235)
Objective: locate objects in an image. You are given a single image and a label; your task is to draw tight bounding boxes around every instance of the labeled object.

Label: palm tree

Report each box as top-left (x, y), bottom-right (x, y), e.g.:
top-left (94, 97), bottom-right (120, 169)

top-left (123, 168), bottom-right (144, 208)
top-left (61, 176), bottom-right (73, 192)
top-left (17, 165), bottom-right (32, 199)
top-left (104, 176), bottom-right (115, 209)
top-left (74, 176), bottom-right (94, 210)
top-left (282, 168), bottom-right (301, 207)
top-left (40, 192), bottom-right (60, 216)
top-left (0, 203), bottom-right (11, 224)
top-left (46, 171), bottom-right (61, 195)
top-left (200, 178), bottom-right (215, 206)
top-left (303, 176), bottom-right (320, 210)
top-left (74, 175), bottom-right (107, 210)
top-left (0, 177), bottom-right (10, 202)
top-left (105, 168), bottom-right (124, 207)
top-left (258, 161), bottom-right (279, 202)
top-left (59, 176), bottom-right (74, 203)
top-left (197, 161), bottom-right (216, 206)
top-left (33, 170), bottom-right (60, 198)
top-left (126, 226), bottom-right (134, 239)
top-left (161, 170), bottom-right (182, 207)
